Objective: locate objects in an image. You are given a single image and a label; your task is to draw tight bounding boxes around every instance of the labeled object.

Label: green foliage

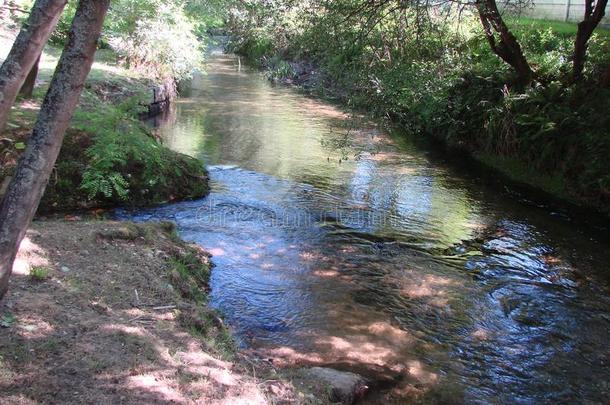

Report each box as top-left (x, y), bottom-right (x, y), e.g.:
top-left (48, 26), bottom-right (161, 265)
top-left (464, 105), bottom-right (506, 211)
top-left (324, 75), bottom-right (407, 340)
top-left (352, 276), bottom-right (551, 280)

top-left (73, 98), bottom-right (150, 201)
top-left (227, 1), bottom-right (610, 212)
top-left (49, 0), bottom-right (78, 46)
top-left (106, 1), bottom-right (204, 80)
top-left (29, 266), bottom-right (50, 281)
top-left (50, 0), bottom-right (211, 79)
top-left (264, 56), bottom-right (295, 80)
top-left (71, 95), bottom-right (208, 206)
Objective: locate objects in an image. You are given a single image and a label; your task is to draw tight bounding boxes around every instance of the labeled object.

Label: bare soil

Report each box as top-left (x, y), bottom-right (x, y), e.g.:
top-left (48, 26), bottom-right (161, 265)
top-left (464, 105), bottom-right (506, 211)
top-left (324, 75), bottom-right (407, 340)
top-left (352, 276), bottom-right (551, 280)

top-left (0, 219), bottom-right (322, 404)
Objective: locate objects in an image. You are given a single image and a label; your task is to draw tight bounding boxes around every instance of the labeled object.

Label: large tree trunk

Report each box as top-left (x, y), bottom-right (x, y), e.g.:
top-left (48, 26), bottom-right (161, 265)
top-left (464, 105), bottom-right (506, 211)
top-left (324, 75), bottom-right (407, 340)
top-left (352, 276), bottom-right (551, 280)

top-left (573, 0), bottom-right (608, 82)
top-left (476, 0), bottom-right (534, 85)
top-left (19, 55), bottom-right (41, 98)
top-left (0, 0), bottom-right (67, 133)
top-left (0, 0), bottom-right (110, 300)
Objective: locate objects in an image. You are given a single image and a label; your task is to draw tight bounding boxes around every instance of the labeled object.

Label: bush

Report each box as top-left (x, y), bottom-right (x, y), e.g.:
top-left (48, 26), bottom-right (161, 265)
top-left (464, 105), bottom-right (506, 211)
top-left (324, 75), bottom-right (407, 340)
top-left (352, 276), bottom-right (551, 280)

top-left (49, 0), bottom-right (204, 80)
top-left (35, 87), bottom-right (209, 212)
top-left (71, 96), bottom-right (208, 206)
top-left (106, 2), bottom-right (204, 80)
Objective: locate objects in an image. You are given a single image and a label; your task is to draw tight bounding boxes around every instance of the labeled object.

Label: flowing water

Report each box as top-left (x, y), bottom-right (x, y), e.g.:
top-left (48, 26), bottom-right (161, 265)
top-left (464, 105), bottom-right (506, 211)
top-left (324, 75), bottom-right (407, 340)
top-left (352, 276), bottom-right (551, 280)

top-left (118, 51), bottom-right (610, 403)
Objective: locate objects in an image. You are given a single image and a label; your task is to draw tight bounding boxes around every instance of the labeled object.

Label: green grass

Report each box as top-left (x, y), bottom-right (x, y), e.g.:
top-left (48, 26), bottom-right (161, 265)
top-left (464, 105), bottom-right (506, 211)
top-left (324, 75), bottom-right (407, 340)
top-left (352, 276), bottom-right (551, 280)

top-left (510, 17), bottom-right (610, 38)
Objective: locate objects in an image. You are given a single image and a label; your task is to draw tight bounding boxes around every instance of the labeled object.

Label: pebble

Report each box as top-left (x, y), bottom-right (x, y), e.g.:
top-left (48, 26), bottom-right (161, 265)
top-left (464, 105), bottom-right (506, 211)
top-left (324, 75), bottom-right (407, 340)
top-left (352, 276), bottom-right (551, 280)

top-left (60, 266), bottom-right (71, 273)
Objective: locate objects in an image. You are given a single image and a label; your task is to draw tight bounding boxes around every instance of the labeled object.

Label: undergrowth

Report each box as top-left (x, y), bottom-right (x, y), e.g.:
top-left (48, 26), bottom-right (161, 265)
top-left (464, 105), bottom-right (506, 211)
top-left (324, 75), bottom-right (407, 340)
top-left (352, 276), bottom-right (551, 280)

top-left (228, 8), bottom-right (610, 214)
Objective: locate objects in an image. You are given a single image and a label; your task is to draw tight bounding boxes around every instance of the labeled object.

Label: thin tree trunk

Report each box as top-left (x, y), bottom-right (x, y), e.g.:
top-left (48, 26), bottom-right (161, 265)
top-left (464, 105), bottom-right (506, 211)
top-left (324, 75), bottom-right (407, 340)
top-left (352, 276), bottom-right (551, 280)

top-left (572, 0), bottom-right (608, 82)
top-left (476, 0), bottom-right (534, 85)
top-left (0, 0), bottom-right (110, 300)
top-left (19, 55), bottom-right (40, 98)
top-left (0, 0), bottom-right (67, 133)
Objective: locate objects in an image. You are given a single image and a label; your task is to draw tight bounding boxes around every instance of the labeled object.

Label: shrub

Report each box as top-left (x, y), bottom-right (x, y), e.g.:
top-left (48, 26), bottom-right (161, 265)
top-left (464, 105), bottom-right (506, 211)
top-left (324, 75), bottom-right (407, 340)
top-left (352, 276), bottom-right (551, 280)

top-left (106, 2), bottom-right (204, 80)
top-left (72, 96), bottom-right (208, 206)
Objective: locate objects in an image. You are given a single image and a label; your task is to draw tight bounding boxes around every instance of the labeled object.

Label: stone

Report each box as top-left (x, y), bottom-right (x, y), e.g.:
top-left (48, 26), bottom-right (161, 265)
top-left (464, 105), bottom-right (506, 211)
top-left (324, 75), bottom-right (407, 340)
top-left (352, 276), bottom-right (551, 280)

top-left (303, 367), bottom-right (368, 404)
top-left (60, 266), bottom-right (71, 273)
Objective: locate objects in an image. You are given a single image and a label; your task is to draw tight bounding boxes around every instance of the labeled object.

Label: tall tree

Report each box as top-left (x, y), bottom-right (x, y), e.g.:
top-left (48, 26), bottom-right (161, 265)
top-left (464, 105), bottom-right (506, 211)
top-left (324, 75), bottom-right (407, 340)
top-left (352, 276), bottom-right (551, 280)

top-left (0, 0), bottom-right (110, 299)
top-left (0, 0), bottom-right (68, 133)
top-left (572, 0), bottom-right (608, 81)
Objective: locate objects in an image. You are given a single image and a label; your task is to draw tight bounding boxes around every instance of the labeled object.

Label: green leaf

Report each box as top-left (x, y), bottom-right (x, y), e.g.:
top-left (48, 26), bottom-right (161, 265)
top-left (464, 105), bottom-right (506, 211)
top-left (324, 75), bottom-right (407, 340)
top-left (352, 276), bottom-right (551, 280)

top-left (0, 313), bottom-right (16, 328)
top-left (14, 142), bottom-right (26, 150)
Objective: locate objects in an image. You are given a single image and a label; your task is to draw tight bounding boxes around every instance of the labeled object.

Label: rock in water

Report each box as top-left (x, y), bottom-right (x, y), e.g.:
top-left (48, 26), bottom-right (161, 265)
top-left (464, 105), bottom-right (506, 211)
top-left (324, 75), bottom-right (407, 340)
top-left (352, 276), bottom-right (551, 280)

top-left (304, 367), bottom-right (368, 404)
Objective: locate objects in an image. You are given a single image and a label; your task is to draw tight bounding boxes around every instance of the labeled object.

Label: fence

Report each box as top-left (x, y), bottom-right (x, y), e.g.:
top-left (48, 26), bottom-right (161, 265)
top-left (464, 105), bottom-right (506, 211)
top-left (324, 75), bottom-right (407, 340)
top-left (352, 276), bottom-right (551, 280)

top-left (503, 0), bottom-right (610, 27)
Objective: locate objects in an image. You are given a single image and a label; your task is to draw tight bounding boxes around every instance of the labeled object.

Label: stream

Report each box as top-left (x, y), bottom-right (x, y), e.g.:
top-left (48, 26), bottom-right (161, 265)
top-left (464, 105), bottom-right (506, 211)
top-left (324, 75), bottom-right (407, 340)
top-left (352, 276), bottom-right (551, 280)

top-left (117, 50), bottom-right (610, 403)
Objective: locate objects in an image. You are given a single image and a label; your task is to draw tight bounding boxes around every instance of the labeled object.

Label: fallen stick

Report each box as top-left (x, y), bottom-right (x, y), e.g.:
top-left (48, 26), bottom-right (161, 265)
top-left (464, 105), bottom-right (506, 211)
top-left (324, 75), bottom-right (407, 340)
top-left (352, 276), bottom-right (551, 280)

top-left (152, 305), bottom-right (177, 310)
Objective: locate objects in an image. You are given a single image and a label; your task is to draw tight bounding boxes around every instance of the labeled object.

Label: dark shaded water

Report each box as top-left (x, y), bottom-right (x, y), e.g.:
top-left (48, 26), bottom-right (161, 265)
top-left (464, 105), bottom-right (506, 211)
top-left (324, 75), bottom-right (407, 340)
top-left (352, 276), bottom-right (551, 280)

top-left (118, 51), bottom-right (610, 403)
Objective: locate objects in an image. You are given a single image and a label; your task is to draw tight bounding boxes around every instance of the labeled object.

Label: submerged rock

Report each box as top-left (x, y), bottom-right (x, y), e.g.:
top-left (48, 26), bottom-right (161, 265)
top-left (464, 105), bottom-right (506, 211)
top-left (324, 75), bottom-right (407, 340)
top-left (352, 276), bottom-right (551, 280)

top-left (303, 367), bottom-right (368, 404)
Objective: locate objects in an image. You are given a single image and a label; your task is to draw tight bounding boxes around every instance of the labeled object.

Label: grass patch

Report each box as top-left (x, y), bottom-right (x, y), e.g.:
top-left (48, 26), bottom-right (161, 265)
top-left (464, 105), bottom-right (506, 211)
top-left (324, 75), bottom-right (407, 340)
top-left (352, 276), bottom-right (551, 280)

top-left (510, 17), bottom-right (610, 38)
top-left (29, 266), bottom-right (50, 282)
top-left (181, 310), bottom-right (237, 360)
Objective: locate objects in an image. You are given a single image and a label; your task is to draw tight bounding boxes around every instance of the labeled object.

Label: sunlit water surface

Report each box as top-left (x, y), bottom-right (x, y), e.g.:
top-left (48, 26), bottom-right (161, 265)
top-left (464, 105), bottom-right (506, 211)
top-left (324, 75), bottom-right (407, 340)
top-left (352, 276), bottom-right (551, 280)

top-left (118, 51), bottom-right (610, 403)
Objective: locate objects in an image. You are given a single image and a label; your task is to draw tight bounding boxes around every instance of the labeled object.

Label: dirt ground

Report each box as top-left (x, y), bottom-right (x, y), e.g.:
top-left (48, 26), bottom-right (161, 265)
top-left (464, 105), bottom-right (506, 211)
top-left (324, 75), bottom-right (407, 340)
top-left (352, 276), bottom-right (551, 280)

top-left (0, 219), bottom-right (321, 404)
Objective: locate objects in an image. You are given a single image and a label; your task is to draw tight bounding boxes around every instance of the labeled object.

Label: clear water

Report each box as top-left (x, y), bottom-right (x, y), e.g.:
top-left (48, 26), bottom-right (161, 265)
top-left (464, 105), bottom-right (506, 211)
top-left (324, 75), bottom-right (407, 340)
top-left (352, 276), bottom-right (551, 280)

top-left (118, 52), bottom-right (610, 403)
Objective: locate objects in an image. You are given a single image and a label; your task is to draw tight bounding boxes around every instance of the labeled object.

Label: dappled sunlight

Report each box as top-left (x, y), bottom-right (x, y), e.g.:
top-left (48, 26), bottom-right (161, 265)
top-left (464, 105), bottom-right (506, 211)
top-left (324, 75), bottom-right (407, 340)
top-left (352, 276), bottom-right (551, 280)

top-left (13, 235), bottom-right (50, 276)
top-left (406, 360), bottom-right (438, 384)
top-left (312, 268), bottom-right (340, 278)
top-left (398, 273), bottom-right (457, 300)
top-left (102, 323), bottom-right (147, 337)
top-left (14, 314), bottom-right (54, 340)
top-left (1, 221), bottom-right (280, 404)
top-left (16, 99), bottom-right (41, 111)
top-left (367, 322), bottom-right (414, 346)
top-left (208, 247), bottom-right (226, 256)
top-left (126, 374), bottom-right (184, 402)
top-left (471, 327), bottom-right (492, 341)
top-left (90, 61), bottom-right (139, 78)
top-left (320, 335), bottom-right (396, 364)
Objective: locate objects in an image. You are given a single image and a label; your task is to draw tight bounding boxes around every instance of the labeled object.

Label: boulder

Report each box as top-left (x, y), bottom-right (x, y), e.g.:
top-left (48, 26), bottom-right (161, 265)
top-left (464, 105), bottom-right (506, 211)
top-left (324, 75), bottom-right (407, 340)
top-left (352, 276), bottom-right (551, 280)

top-left (303, 367), bottom-right (368, 404)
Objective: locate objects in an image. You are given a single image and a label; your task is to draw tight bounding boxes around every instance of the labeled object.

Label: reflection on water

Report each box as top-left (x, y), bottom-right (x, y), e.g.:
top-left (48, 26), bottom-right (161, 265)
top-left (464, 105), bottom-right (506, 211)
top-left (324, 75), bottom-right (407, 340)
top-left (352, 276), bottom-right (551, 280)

top-left (119, 53), bottom-right (610, 403)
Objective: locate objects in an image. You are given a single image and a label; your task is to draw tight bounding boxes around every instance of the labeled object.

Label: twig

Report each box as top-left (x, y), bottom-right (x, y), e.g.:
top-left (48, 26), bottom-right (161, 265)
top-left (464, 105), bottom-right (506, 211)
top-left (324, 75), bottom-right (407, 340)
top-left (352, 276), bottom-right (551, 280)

top-left (0, 5), bottom-right (29, 14)
top-left (152, 305), bottom-right (177, 310)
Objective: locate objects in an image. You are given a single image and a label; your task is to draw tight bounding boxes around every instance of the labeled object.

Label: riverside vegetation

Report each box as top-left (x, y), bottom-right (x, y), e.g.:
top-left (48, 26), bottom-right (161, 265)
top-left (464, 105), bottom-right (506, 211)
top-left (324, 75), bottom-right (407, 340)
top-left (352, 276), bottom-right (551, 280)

top-left (0, 0), bottom-right (609, 403)
top-left (226, 2), bottom-right (610, 215)
top-left (1, 1), bottom-right (210, 212)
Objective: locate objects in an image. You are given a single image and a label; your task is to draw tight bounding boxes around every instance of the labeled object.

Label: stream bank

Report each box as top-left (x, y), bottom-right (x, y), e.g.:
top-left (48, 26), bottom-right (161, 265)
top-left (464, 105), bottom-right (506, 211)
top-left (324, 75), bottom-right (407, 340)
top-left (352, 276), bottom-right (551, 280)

top-left (230, 22), bottom-right (610, 218)
top-left (0, 219), bottom-right (343, 404)
top-left (0, 28), bottom-right (209, 214)
top-left (0, 31), bottom-right (366, 404)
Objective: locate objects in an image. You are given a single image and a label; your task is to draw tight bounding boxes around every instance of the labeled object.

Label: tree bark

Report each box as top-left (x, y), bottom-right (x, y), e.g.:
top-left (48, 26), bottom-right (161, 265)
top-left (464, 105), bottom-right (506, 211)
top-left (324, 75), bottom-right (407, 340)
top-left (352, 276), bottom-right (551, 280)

top-left (0, 0), bottom-right (110, 300)
top-left (19, 55), bottom-right (40, 98)
top-left (476, 0), bottom-right (534, 85)
top-left (572, 0), bottom-right (608, 82)
top-left (0, 0), bottom-right (67, 133)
